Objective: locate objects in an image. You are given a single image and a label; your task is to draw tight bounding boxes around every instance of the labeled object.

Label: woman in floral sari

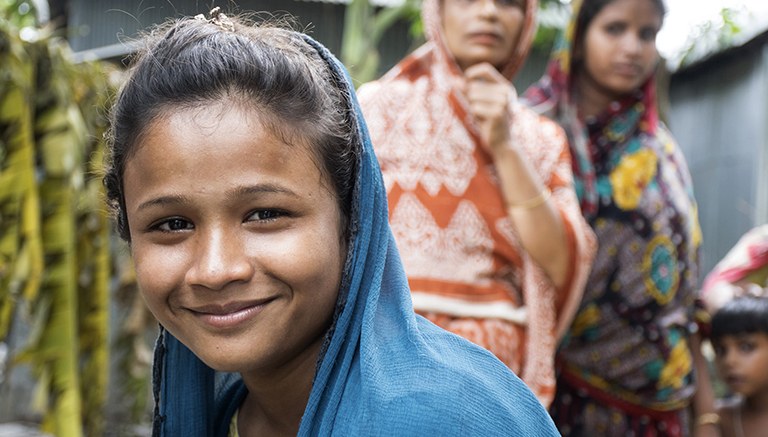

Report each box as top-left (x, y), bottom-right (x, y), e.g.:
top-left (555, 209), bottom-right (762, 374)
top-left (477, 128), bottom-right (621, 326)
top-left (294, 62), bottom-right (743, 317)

top-left (523, 0), bottom-right (716, 434)
top-left (358, 0), bottom-right (596, 406)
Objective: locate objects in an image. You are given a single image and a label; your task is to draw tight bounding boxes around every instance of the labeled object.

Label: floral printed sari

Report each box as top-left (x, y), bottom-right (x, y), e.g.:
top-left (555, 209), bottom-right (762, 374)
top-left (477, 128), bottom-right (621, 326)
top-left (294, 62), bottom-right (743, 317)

top-left (523, 0), bottom-right (704, 434)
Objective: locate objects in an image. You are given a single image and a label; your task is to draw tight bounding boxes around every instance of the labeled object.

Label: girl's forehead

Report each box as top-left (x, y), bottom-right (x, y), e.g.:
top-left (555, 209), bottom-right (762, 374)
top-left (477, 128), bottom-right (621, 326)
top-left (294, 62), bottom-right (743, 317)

top-left (150, 99), bottom-right (314, 151)
top-left (123, 107), bottom-right (330, 203)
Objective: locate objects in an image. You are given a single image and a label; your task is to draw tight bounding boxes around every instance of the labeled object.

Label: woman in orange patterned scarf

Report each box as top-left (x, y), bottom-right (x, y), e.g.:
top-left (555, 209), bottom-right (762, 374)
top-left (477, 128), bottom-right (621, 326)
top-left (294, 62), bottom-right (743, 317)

top-left (357, 0), bottom-right (596, 406)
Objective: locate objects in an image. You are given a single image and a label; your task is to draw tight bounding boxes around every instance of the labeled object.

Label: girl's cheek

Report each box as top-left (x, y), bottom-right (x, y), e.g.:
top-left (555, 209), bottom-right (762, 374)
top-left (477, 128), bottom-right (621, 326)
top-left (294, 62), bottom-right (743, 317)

top-left (133, 244), bottom-right (185, 291)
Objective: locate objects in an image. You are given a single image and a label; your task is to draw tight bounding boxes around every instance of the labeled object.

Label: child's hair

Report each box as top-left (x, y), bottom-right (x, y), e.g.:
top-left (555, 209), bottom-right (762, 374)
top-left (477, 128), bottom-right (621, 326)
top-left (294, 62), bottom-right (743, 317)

top-left (574, 0), bottom-right (667, 50)
top-left (104, 10), bottom-right (357, 242)
top-left (711, 295), bottom-right (768, 339)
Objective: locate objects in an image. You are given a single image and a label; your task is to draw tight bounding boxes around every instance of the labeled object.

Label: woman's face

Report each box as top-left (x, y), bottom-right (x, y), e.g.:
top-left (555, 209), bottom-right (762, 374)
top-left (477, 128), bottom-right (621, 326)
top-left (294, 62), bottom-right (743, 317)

top-left (578, 0), bottom-right (662, 99)
top-left (123, 101), bottom-right (346, 376)
top-left (441, 0), bottom-right (525, 71)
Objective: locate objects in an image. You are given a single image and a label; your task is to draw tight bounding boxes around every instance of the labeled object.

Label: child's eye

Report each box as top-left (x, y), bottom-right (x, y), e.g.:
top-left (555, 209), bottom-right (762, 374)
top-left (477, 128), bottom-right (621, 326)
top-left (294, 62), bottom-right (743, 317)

top-left (152, 217), bottom-right (194, 232)
top-left (738, 340), bottom-right (756, 353)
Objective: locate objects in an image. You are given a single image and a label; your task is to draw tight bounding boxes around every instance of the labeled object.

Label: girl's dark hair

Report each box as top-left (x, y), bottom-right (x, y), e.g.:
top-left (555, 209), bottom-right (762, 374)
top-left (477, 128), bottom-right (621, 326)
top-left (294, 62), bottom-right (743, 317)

top-left (711, 295), bottom-right (768, 339)
top-left (574, 0), bottom-right (667, 51)
top-left (104, 13), bottom-right (357, 242)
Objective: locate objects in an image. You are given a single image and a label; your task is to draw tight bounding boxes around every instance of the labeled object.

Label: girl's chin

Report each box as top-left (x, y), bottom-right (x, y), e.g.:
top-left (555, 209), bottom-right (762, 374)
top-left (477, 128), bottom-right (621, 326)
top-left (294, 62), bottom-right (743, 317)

top-left (199, 355), bottom-right (250, 373)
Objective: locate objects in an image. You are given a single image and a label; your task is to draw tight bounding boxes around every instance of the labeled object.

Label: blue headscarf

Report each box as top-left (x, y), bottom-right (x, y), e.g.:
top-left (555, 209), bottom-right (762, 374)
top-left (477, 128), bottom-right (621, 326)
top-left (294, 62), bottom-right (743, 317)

top-left (150, 32), bottom-right (558, 437)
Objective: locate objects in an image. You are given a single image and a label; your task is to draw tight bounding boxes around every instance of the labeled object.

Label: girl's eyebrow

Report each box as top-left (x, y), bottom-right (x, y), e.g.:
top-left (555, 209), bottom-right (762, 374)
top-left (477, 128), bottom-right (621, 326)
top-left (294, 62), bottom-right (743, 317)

top-left (136, 184), bottom-right (299, 212)
top-left (228, 184), bottom-right (299, 201)
top-left (226, 183), bottom-right (299, 199)
top-left (137, 194), bottom-right (190, 212)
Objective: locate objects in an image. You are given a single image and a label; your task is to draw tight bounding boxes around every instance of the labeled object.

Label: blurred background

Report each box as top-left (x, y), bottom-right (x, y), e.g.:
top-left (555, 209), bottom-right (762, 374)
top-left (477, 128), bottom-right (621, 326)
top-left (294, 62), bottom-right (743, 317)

top-left (0, 0), bottom-right (766, 435)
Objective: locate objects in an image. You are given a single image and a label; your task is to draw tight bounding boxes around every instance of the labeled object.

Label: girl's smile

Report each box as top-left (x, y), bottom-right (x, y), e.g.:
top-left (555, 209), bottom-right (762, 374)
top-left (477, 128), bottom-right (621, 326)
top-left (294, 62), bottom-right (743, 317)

top-left (185, 298), bottom-right (275, 331)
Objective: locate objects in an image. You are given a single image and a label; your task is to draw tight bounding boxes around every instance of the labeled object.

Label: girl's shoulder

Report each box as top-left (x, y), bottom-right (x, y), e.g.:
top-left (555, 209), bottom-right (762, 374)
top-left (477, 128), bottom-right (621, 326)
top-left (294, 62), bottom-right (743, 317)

top-left (352, 319), bottom-right (561, 436)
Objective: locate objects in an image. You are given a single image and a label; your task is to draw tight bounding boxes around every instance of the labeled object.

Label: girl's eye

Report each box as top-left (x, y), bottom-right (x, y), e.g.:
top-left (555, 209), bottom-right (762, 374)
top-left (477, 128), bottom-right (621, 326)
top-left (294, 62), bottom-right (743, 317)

top-left (738, 340), bottom-right (756, 353)
top-left (605, 23), bottom-right (625, 36)
top-left (153, 218), bottom-right (193, 232)
top-left (713, 341), bottom-right (732, 359)
top-left (640, 27), bottom-right (658, 42)
top-left (448, 0), bottom-right (522, 6)
top-left (247, 209), bottom-right (286, 222)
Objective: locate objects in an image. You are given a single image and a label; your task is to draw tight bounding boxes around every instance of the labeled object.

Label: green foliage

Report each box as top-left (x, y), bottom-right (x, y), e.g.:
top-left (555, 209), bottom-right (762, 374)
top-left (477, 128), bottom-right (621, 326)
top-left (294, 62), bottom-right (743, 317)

top-left (1, 0), bottom-right (37, 27)
top-left (341, 0), bottom-right (422, 86)
top-left (534, 0), bottom-right (570, 51)
top-left (0, 17), bottom-right (115, 437)
top-left (677, 8), bottom-right (744, 69)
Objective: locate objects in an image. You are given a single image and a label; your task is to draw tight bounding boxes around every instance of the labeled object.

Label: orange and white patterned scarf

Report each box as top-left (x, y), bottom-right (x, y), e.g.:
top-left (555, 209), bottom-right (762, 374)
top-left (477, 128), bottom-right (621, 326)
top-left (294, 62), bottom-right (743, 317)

top-left (357, 0), bottom-right (595, 405)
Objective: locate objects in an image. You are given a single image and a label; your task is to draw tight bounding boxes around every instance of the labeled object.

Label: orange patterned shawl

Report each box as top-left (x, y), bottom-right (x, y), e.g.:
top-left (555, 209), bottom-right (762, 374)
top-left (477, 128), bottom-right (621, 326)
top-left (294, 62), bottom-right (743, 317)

top-left (357, 0), bottom-right (595, 405)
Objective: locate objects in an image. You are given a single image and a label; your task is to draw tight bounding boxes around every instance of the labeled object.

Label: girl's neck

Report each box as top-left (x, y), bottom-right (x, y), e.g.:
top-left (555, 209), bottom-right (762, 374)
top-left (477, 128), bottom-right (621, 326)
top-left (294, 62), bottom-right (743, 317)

top-left (237, 340), bottom-right (323, 436)
top-left (573, 70), bottom-right (621, 121)
top-left (743, 389), bottom-right (768, 413)
top-left (238, 385), bottom-right (308, 436)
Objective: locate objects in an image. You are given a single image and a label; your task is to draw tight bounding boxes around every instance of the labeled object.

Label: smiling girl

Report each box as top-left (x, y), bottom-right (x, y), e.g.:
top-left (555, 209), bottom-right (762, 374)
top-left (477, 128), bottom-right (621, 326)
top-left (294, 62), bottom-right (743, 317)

top-left (105, 9), bottom-right (559, 437)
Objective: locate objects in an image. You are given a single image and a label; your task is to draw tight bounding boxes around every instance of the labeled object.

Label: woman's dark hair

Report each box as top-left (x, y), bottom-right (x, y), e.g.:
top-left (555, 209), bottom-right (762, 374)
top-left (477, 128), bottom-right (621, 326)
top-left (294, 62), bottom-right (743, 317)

top-left (711, 295), bottom-right (768, 339)
top-left (104, 12), bottom-right (357, 242)
top-left (573, 0), bottom-right (667, 53)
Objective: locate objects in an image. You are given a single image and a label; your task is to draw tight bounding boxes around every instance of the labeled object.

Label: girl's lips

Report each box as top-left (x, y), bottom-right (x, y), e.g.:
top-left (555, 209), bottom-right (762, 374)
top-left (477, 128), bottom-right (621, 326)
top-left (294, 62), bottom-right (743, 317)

top-left (725, 375), bottom-right (746, 387)
top-left (613, 63), bottom-right (642, 77)
top-left (188, 299), bottom-right (273, 330)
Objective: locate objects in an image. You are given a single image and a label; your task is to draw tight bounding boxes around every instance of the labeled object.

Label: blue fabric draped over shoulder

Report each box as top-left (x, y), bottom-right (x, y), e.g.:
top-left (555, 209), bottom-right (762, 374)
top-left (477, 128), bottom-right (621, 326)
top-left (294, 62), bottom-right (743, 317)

top-left (150, 32), bottom-right (558, 437)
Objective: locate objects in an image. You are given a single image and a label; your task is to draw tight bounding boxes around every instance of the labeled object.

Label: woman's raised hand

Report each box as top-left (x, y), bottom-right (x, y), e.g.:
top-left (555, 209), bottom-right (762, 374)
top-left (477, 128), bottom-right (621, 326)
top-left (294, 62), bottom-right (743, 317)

top-left (464, 62), bottom-right (517, 154)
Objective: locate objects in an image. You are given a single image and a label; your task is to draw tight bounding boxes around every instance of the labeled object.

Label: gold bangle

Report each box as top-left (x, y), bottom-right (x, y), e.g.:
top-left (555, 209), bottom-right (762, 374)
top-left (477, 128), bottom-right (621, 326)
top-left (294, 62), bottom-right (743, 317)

top-left (695, 413), bottom-right (720, 427)
top-left (507, 188), bottom-right (552, 210)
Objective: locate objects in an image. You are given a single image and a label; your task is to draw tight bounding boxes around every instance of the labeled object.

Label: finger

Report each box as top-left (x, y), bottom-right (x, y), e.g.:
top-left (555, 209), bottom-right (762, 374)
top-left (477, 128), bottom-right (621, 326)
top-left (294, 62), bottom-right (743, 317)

top-left (466, 86), bottom-right (508, 106)
top-left (464, 62), bottom-right (504, 83)
top-left (468, 101), bottom-right (504, 120)
top-left (467, 90), bottom-right (508, 113)
top-left (467, 80), bottom-right (508, 99)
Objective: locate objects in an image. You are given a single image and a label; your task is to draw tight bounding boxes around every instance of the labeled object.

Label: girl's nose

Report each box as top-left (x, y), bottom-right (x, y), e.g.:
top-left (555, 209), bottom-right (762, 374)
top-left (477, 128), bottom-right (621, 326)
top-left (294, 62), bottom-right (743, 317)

top-left (186, 228), bottom-right (254, 290)
top-left (622, 33), bottom-right (643, 56)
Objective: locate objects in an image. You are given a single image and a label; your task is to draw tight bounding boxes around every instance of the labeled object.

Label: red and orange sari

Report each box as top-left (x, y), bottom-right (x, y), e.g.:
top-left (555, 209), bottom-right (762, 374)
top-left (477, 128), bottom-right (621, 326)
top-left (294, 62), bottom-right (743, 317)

top-left (357, 0), bottom-right (595, 406)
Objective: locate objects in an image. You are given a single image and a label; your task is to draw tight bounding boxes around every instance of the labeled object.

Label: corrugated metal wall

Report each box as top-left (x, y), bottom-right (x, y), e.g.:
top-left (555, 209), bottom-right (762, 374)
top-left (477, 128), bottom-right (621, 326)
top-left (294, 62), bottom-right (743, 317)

top-left (68, 1), bottom-right (341, 53)
top-left (66, 0), bottom-right (412, 76)
top-left (65, 0), bottom-right (549, 84)
top-left (669, 39), bottom-right (768, 278)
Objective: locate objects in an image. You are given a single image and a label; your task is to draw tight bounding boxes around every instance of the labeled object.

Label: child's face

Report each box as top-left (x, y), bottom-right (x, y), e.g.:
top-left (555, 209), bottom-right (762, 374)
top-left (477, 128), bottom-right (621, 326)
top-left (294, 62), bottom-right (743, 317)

top-left (122, 101), bottom-right (346, 377)
top-left (713, 332), bottom-right (768, 398)
top-left (579, 0), bottom-right (661, 99)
